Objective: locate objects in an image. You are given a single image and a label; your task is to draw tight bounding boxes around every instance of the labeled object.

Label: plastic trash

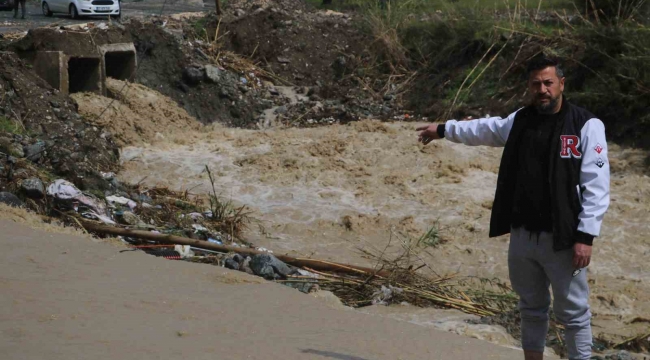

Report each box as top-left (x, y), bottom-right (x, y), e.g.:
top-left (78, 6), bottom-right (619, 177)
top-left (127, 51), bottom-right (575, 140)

top-left (46, 179), bottom-right (107, 216)
top-left (174, 245), bottom-right (194, 259)
top-left (81, 211), bottom-right (116, 225)
top-left (371, 285), bottom-right (403, 305)
top-left (100, 171), bottom-right (116, 180)
top-left (256, 247), bottom-right (274, 254)
top-left (207, 237), bottom-right (223, 245)
top-left (192, 224), bottom-right (208, 232)
top-left (106, 195), bottom-right (137, 210)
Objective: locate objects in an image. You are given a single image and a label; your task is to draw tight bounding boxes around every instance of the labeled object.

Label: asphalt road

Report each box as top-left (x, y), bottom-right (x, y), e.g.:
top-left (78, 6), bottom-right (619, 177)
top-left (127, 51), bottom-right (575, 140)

top-left (0, 0), bottom-right (211, 34)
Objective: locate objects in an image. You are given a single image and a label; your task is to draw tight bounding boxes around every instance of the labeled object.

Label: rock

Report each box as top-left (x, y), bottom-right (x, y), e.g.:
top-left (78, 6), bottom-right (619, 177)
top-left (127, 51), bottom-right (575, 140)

top-left (219, 88), bottom-right (231, 99)
top-left (138, 194), bottom-right (153, 203)
top-left (50, 101), bottom-right (60, 108)
top-left (274, 106), bottom-right (288, 114)
top-left (383, 94), bottom-right (394, 101)
top-left (224, 258), bottom-right (240, 271)
top-left (21, 178), bottom-right (45, 199)
top-left (240, 256), bottom-right (254, 275)
top-left (277, 57), bottom-right (291, 64)
top-left (234, 8), bottom-right (246, 17)
top-left (204, 65), bottom-right (222, 83)
top-left (0, 137), bottom-right (24, 158)
top-left (307, 86), bottom-right (320, 96)
top-left (230, 107), bottom-right (242, 119)
top-left (178, 83), bottom-right (190, 93)
top-left (605, 351), bottom-right (633, 360)
top-left (194, 48), bottom-right (210, 60)
top-left (182, 67), bottom-right (204, 86)
top-left (0, 192), bottom-right (24, 208)
top-left (119, 211), bottom-right (141, 226)
top-left (23, 142), bottom-right (45, 162)
top-left (332, 56), bottom-right (347, 78)
top-left (250, 253), bottom-right (293, 280)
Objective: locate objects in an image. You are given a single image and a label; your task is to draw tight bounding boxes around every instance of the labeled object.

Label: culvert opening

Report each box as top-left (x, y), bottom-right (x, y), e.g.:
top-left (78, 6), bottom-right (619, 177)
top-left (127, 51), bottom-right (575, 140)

top-left (68, 57), bottom-right (101, 94)
top-left (105, 51), bottom-right (136, 80)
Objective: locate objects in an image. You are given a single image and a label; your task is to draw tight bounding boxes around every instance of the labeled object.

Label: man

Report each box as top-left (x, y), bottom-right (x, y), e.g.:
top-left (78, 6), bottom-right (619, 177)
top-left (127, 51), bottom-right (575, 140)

top-left (13, 0), bottom-right (26, 19)
top-left (416, 55), bottom-right (610, 360)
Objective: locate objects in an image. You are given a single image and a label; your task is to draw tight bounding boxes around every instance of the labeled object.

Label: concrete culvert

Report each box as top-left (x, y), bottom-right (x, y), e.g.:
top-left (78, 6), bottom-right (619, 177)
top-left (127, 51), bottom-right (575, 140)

top-left (105, 51), bottom-right (136, 81)
top-left (68, 57), bottom-right (102, 94)
top-left (100, 44), bottom-right (137, 82)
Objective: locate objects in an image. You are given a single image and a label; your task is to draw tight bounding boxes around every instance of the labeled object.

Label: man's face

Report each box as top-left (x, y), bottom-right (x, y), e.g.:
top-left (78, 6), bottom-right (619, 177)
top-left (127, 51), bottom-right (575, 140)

top-left (528, 66), bottom-right (565, 114)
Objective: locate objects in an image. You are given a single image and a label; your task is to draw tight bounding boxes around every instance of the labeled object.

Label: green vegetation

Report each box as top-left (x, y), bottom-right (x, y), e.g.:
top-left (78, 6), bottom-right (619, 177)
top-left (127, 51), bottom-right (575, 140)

top-left (416, 224), bottom-right (442, 247)
top-left (0, 116), bottom-right (27, 135)
top-left (204, 165), bottom-right (252, 238)
top-left (192, 16), bottom-right (210, 38)
top-left (307, 0), bottom-right (574, 12)
top-left (331, 0), bottom-right (650, 148)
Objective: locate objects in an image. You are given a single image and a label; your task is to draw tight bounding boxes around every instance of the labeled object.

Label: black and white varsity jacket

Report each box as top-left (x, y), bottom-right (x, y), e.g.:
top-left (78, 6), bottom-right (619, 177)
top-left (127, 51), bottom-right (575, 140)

top-left (442, 99), bottom-right (610, 251)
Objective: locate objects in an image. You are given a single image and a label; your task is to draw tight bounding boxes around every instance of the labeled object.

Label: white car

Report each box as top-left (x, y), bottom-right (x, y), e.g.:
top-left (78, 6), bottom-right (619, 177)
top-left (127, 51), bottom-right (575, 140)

top-left (41, 0), bottom-right (120, 19)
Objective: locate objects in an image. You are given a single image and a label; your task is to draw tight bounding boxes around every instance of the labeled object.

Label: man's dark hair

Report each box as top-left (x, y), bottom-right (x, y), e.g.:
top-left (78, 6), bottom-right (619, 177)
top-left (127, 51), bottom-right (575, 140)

top-left (526, 54), bottom-right (565, 78)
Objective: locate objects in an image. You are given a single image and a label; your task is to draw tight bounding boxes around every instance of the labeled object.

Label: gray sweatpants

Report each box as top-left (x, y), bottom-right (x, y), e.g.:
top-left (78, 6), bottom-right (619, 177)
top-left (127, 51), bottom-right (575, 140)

top-left (508, 227), bottom-right (592, 359)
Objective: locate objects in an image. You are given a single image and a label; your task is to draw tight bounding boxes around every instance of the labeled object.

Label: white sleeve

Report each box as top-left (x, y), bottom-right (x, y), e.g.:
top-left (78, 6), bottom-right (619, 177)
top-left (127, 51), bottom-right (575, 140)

top-left (444, 109), bottom-right (520, 147)
top-left (578, 118), bottom-right (610, 237)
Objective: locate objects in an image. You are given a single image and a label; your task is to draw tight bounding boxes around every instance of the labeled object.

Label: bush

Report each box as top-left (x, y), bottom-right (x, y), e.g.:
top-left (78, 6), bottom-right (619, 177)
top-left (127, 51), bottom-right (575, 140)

top-left (574, 0), bottom-right (649, 24)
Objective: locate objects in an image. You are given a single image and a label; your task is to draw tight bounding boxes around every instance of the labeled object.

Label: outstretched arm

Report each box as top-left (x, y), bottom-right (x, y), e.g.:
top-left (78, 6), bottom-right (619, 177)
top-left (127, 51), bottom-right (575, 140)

top-left (417, 110), bottom-right (520, 147)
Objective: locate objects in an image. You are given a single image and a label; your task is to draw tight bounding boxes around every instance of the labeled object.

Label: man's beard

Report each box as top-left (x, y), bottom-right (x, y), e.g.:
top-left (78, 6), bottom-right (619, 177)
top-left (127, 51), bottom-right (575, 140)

top-left (534, 94), bottom-right (560, 114)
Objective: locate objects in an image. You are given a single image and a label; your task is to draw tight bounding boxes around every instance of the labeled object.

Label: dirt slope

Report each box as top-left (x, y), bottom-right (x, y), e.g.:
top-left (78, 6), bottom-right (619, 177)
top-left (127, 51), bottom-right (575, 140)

top-left (72, 78), bottom-right (201, 146)
top-left (0, 219), bottom-right (528, 360)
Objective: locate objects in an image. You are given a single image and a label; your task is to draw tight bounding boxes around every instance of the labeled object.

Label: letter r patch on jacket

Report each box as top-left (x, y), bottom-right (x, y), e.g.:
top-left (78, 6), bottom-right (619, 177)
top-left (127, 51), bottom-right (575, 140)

top-left (560, 135), bottom-right (582, 159)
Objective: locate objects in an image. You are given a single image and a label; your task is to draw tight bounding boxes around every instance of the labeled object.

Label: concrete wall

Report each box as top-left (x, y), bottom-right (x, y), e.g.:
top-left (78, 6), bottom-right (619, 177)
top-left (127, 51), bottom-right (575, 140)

top-left (32, 51), bottom-right (68, 94)
top-left (98, 43), bottom-right (137, 82)
top-left (24, 42), bottom-right (137, 96)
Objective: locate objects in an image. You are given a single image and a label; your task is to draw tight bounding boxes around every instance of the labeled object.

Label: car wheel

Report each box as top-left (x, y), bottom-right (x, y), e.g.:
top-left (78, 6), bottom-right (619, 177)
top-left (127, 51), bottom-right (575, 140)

top-left (42, 2), bottom-right (53, 16)
top-left (69, 3), bottom-right (79, 19)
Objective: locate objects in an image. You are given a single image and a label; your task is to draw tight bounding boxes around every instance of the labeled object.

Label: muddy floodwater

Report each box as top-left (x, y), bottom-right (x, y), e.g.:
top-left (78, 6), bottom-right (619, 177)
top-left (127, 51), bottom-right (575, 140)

top-left (118, 120), bottom-right (650, 348)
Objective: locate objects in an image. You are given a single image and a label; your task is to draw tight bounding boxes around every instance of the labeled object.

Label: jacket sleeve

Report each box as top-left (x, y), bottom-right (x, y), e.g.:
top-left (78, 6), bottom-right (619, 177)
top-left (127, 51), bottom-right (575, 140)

top-left (576, 118), bottom-right (610, 244)
top-left (444, 110), bottom-right (520, 147)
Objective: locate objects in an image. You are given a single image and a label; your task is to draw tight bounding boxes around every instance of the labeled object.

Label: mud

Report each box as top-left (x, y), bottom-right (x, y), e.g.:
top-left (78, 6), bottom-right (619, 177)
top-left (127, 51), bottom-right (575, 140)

top-left (117, 120), bottom-right (650, 350)
top-left (71, 78), bottom-right (201, 146)
top-left (218, 7), bottom-right (366, 86)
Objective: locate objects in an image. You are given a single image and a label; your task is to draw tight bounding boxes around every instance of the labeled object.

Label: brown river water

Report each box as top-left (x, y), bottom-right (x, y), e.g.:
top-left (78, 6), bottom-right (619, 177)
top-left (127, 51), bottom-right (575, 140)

top-left (117, 117), bottom-right (650, 353)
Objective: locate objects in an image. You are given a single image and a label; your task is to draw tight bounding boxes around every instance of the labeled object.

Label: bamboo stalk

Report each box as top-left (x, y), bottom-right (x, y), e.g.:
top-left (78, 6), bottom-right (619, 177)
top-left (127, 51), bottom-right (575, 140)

top-left (78, 221), bottom-right (392, 277)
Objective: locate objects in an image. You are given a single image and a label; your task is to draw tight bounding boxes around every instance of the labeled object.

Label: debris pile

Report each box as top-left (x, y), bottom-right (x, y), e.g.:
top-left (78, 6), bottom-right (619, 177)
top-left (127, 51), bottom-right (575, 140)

top-left (0, 52), bottom-right (119, 193)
